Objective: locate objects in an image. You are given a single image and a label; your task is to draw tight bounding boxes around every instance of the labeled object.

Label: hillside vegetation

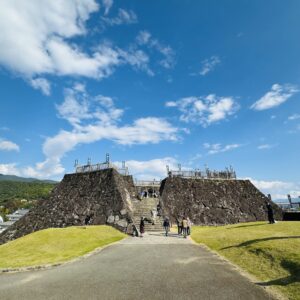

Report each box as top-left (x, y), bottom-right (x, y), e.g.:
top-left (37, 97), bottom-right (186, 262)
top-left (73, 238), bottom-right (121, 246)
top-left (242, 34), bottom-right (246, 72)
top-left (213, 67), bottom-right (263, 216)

top-left (0, 181), bottom-right (56, 212)
top-left (0, 173), bottom-right (56, 183)
top-left (0, 225), bottom-right (125, 269)
top-left (192, 221), bottom-right (300, 300)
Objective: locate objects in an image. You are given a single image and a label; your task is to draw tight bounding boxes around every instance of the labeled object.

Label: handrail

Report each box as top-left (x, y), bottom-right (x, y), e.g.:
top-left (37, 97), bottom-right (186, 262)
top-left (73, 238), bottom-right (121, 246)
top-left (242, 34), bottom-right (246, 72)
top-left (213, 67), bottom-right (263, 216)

top-left (168, 170), bottom-right (236, 179)
top-left (75, 162), bottom-right (129, 176)
top-left (134, 180), bottom-right (161, 186)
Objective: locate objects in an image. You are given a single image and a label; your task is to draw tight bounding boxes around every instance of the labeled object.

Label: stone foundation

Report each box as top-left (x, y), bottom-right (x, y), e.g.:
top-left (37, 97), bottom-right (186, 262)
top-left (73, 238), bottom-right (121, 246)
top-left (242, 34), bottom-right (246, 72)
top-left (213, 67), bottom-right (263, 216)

top-left (0, 169), bottom-right (134, 244)
top-left (160, 177), bottom-right (282, 225)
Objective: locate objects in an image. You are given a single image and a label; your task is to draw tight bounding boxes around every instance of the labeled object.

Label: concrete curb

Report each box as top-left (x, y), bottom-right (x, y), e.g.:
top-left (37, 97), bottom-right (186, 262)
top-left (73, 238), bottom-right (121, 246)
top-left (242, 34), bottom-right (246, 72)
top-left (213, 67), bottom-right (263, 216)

top-left (0, 236), bottom-right (127, 274)
top-left (189, 237), bottom-right (287, 300)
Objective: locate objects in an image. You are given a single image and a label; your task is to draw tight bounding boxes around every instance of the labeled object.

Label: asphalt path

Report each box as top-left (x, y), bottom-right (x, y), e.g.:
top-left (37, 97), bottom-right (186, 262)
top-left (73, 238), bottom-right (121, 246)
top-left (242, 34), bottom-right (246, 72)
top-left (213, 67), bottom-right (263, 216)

top-left (0, 232), bottom-right (275, 300)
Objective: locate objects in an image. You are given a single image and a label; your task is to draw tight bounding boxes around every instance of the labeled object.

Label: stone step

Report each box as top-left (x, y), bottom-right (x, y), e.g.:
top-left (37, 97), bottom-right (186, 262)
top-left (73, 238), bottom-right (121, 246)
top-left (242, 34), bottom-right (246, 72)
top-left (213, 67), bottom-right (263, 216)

top-left (131, 197), bottom-right (163, 232)
top-left (133, 206), bottom-right (159, 210)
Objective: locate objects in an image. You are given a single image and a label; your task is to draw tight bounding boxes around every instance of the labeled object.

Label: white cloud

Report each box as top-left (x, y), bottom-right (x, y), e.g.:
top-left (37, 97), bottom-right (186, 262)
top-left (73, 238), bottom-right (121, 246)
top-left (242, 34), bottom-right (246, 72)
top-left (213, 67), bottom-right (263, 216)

top-left (0, 139), bottom-right (20, 152)
top-left (102, 0), bottom-right (113, 15)
top-left (251, 84), bottom-right (298, 111)
top-left (248, 178), bottom-right (300, 200)
top-left (0, 160), bottom-right (63, 179)
top-left (203, 143), bottom-right (242, 155)
top-left (199, 56), bottom-right (220, 76)
top-left (0, 0), bottom-right (99, 76)
top-left (47, 40), bottom-right (121, 78)
top-left (117, 48), bottom-right (153, 76)
top-left (257, 144), bottom-right (276, 150)
top-left (30, 78), bottom-right (51, 95)
top-left (101, 8), bottom-right (137, 26)
top-left (288, 114), bottom-right (300, 121)
top-left (0, 157), bottom-right (180, 181)
top-left (136, 31), bottom-right (152, 45)
top-left (166, 94), bottom-right (239, 126)
top-left (24, 85), bottom-right (180, 178)
top-left (0, 163), bottom-right (20, 175)
top-left (115, 157), bottom-right (178, 180)
top-left (136, 30), bottom-right (176, 69)
top-left (0, 1), bottom-right (151, 84)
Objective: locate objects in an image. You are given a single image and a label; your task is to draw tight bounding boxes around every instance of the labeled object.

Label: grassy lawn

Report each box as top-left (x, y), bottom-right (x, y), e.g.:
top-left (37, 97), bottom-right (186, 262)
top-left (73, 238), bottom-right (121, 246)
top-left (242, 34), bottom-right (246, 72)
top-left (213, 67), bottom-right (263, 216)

top-left (0, 225), bottom-right (126, 269)
top-left (191, 221), bottom-right (300, 300)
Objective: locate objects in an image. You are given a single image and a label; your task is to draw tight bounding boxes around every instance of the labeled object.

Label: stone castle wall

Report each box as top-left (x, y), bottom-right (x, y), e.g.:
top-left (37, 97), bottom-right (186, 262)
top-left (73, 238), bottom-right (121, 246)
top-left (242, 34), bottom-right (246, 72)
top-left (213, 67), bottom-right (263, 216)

top-left (0, 170), bottom-right (285, 244)
top-left (122, 175), bottom-right (137, 198)
top-left (160, 177), bottom-right (282, 225)
top-left (0, 169), bottom-right (134, 244)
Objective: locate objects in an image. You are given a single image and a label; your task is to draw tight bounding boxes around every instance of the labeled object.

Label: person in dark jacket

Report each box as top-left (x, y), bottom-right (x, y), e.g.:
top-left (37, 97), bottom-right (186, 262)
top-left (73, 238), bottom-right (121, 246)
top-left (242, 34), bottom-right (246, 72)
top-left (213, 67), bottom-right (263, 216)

top-left (140, 217), bottom-right (145, 237)
top-left (266, 203), bottom-right (275, 224)
top-left (84, 215), bottom-right (91, 226)
top-left (163, 217), bottom-right (170, 236)
top-left (157, 203), bottom-right (162, 216)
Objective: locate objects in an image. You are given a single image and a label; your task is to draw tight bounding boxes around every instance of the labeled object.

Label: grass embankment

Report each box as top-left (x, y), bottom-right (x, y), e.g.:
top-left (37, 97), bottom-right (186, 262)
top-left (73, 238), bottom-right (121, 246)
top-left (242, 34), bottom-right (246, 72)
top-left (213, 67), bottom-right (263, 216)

top-left (0, 225), bottom-right (126, 269)
top-left (191, 221), bottom-right (300, 300)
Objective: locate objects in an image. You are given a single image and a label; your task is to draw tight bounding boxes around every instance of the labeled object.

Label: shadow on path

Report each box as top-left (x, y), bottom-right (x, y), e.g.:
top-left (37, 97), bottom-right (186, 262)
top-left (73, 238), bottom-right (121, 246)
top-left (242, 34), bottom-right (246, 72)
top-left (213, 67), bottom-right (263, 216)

top-left (221, 236), bottom-right (300, 250)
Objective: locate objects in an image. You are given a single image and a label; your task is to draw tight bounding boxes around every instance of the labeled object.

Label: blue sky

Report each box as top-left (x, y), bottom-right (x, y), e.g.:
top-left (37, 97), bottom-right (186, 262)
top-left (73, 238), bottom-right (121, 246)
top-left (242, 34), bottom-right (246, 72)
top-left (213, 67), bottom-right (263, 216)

top-left (0, 0), bottom-right (299, 199)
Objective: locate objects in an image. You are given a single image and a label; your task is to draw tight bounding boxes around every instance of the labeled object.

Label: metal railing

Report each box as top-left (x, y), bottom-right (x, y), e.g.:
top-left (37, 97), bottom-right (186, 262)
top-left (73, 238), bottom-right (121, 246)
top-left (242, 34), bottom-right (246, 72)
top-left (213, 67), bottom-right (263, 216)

top-left (75, 162), bottom-right (129, 176)
top-left (76, 162), bottom-right (117, 173)
top-left (134, 180), bottom-right (161, 187)
top-left (168, 170), bottom-right (236, 180)
top-left (117, 167), bottom-right (129, 176)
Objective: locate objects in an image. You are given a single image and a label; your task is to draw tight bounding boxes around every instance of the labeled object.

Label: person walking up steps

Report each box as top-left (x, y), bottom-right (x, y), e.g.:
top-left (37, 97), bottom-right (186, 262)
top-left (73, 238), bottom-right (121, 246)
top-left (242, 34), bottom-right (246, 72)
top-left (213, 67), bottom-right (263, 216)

top-left (182, 217), bottom-right (188, 238)
top-left (163, 217), bottom-right (170, 236)
top-left (140, 217), bottom-right (145, 237)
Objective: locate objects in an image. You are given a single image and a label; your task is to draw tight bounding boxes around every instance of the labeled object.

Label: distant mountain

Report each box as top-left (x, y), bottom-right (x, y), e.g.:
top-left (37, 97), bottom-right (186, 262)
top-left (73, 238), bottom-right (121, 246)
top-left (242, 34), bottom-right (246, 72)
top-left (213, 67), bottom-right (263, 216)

top-left (0, 174), bottom-right (58, 184)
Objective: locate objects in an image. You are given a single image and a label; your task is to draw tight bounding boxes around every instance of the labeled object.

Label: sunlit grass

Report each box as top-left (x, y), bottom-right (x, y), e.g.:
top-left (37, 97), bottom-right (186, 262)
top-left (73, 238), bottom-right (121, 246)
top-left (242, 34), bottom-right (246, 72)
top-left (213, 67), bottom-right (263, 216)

top-left (0, 225), bottom-right (126, 269)
top-left (191, 221), bottom-right (300, 300)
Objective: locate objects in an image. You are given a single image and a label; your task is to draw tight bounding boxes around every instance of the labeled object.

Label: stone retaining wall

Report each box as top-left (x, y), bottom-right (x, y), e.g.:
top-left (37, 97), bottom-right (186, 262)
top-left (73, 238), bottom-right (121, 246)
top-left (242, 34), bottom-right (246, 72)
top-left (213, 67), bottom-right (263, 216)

top-left (160, 177), bottom-right (282, 225)
top-left (0, 169), bottom-right (133, 244)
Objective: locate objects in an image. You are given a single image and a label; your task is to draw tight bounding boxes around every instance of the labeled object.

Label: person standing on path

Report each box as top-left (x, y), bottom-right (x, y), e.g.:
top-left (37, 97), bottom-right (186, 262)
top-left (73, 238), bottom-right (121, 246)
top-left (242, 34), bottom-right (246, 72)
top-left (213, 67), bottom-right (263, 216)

top-left (182, 217), bottom-right (188, 238)
top-left (163, 217), bottom-right (170, 236)
top-left (140, 217), bottom-right (145, 237)
top-left (266, 203), bottom-right (275, 224)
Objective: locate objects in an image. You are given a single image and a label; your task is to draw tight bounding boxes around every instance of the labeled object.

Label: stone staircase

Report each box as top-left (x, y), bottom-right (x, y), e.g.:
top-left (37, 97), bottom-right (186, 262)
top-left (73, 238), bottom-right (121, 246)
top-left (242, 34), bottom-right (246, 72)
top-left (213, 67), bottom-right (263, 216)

top-left (132, 197), bottom-right (164, 232)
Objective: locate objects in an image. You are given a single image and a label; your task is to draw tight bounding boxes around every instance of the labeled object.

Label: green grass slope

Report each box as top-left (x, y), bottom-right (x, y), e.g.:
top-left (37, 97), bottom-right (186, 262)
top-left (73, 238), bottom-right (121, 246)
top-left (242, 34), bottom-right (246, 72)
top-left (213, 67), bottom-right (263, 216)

top-left (191, 221), bottom-right (300, 300)
top-left (0, 225), bottom-right (126, 269)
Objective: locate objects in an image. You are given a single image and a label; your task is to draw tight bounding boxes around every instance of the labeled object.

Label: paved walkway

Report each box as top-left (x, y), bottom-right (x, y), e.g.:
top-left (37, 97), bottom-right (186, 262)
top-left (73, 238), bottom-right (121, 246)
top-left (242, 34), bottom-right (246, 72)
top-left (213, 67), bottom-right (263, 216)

top-left (0, 232), bottom-right (275, 300)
